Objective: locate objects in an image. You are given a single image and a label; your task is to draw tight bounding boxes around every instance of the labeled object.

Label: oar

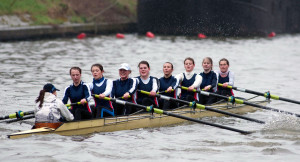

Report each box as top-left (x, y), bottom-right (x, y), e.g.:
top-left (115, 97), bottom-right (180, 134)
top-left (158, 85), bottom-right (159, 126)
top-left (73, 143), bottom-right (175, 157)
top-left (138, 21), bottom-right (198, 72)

top-left (138, 90), bottom-right (265, 124)
top-left (218, 83), bottom-right (300, 105)
top-left (4, 115), bottom-right (35, 123)
top-left (92, 94), bottom-right (252, 135)
top-left (157, 89), bottom-right (174, 94)
top-left (65, 101), bottom-right (87, 107)
top-left (180, 86), bottom-right (300, 118)
top-left (0, 111), bottom-right (34, 120)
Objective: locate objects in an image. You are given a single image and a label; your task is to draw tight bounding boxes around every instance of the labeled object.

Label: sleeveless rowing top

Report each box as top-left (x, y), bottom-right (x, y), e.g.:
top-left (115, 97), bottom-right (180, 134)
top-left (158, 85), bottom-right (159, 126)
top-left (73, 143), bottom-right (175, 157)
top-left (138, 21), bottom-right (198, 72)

top-left (180, 73), bottom-right (198, 100)
top-left (159, 75), bottom-right (177, 98)
top-left (135, 76), bottom-right (158, 105)
top-left (91, 78), bottom-right (113, 109)
top-left (217, 72), bottom-right (234, 96)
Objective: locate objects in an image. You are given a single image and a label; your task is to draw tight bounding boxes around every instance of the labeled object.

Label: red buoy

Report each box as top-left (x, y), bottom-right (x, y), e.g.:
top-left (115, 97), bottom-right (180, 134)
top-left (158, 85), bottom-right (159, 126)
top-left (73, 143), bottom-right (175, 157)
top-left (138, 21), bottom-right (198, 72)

top-left (146, 31), bottom-right (155, 38)
top-left (268, 32), bottom-right (276, 38)
top-left (116, 33), bottom-right (125, 39)
top-left (198, 33), bottom-right (207, 39)
top-left (77, 33), bottom-right (86, 39)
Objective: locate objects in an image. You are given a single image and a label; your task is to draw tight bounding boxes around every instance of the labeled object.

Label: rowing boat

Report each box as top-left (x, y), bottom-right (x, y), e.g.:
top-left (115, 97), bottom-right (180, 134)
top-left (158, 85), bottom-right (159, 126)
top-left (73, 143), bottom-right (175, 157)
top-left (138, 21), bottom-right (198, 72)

top-left (8, 98), bottom-right (268, 139)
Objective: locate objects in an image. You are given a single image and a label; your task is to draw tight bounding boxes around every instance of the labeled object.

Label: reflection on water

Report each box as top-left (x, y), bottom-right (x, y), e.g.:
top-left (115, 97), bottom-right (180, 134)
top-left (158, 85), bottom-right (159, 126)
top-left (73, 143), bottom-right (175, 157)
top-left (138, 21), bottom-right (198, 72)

top-left (0, 34), bottom-right (300, 161)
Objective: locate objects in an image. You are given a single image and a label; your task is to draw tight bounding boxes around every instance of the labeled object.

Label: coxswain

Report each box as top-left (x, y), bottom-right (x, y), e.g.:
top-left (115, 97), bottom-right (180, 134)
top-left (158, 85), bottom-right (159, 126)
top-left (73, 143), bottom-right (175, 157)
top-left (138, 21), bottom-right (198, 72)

top-left (35, 83), bottom-right (74, 129)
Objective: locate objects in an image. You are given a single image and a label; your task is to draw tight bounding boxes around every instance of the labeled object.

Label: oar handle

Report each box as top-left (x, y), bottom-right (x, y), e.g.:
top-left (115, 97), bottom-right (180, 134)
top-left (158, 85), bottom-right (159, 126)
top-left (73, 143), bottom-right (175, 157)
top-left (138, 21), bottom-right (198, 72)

top-left (139, 90), bottom-right (151, 95)
top-left (93, 94), bottom-right (130, 100)
top-left (180, 86), bottom-right (197, 92)
top-left (157, 89), bottom-right (174, 94)
top-left (218, 83), bottom-right (233, 89)
top-left (65, 101), bottom-right (87, 107)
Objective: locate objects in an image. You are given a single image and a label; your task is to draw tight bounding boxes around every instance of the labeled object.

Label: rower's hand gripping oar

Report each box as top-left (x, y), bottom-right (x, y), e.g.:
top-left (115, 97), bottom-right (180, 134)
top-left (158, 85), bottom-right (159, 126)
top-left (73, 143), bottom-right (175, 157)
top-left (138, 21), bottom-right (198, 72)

top-left (93, 94), bottom-right (252, 135)
top-left (65, 101), bottom-right (87, 107)
top-left (218, 83), bottom-right (300, 105)
top-left (139, 90), bottom-right (265, 124)
top-left (65, 101), bottom-right (88, 109)
top-left (180, 86), bottom-right (300, 118)
top-left (0, 111), bottom-right (34, 120)
top-left (157, 89), bottom-right (174, 94)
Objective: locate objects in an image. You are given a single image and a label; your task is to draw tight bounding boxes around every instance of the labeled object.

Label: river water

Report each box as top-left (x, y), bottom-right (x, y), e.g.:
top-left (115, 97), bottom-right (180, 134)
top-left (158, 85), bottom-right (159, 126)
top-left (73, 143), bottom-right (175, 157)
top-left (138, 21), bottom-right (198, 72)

top-left (0, 34), bottom-right (299, 161)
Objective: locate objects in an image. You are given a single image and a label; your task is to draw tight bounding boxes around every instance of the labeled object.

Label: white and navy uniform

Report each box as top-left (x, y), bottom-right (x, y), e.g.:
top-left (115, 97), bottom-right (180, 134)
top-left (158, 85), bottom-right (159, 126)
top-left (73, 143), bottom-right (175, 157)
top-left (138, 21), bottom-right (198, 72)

top-left (62, 81), bottom-right (92, 120)
top-left (89, 77), bottom-right (114, 118)
top-left (216, 70), bottom-right (235, 96)
top-left (134, 76), bottom-right (159, 107)
top-left (176, 71), bottom-right (202, 102)
top-left (35, 92), bottom-right (74, 123)
top-left (159, 75), bottom-right (178, 98)
top-left (158, 75), bottom-right (179, 110)
top-left (111, 78), bottom-right (137, 115)
top-left (199, 71), bottom-right (217, 105)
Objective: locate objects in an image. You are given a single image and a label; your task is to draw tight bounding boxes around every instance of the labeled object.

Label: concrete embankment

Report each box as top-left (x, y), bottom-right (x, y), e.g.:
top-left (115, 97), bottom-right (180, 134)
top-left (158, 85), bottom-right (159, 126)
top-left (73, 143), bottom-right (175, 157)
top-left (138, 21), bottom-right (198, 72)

top-left (0, 22), bottom-right (136, 41)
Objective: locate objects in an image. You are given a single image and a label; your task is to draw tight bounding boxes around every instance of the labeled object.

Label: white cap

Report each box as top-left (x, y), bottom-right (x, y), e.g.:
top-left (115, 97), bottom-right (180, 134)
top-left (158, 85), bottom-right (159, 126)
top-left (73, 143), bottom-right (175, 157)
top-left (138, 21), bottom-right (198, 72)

top-left (119, 63), bottom-right (131, 71)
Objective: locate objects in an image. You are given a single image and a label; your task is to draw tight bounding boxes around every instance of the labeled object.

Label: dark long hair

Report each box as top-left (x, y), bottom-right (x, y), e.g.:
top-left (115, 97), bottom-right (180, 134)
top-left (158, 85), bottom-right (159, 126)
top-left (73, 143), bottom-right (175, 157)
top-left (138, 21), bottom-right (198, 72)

top-left (35, 90), bottom-right (46, 108)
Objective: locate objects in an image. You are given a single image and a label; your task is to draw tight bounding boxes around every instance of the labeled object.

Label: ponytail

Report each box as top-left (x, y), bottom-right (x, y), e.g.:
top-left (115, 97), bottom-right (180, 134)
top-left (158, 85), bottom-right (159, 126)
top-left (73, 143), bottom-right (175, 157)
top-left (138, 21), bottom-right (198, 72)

top-left (35, 89), bottom-right (46, 108)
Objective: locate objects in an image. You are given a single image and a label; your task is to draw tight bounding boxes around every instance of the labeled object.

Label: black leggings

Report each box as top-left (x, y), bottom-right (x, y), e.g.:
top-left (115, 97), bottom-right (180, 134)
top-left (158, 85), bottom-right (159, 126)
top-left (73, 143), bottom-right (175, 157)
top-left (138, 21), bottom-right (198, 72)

top-left (70, 107), bottom-right (92, 120)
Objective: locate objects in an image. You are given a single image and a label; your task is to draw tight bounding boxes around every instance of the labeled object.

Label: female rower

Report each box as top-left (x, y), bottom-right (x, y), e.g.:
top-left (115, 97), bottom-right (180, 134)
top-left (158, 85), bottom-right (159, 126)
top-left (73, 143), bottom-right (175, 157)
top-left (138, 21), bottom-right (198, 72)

top-left (176, 57), bottom-right (202, 102)
top-left (216, 58), bottom-right (235, 97)
top-left (111, 63), bottom-right (137, 115)
top-left (134, 60), bottom-right (159, 107)
top-left (198, 57), bottom-right (217, 105)
top-left (89, 64), bottom-right (114, 118)
top-left (62, 67), bottom-right (93, 120)
top-left (158, 62), bottom-right (179, 110)
top-left (35, 83), bottom-right (74, 129)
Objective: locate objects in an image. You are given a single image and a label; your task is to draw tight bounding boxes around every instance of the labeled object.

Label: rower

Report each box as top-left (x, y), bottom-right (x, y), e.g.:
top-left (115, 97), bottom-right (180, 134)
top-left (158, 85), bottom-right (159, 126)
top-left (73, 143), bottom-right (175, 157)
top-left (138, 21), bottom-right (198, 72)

top-left (176, 57), bottom-right (202, 103)
top-left (158, 62), bottom-right (179, 110)
top-left (62, 67), bottom-right (93, 120)
top-left (35, 83), bottom-right (74, 129)
top-left (134, 60), bottom-right (159, 107)
top-left (89, 64), bottom-right (114, 118)
top-left (111, 63), bottom-right (137, 115)
top-left (198, 57), bottom-right (217, 105)
top-left (214, 58), bottom-right (235, 102)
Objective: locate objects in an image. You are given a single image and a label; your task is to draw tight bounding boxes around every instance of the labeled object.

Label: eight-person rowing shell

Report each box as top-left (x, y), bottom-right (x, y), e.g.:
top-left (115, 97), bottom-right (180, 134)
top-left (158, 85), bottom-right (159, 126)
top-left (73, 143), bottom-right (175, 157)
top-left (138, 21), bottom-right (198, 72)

top-left (4, 57), bottom-right (300, 139)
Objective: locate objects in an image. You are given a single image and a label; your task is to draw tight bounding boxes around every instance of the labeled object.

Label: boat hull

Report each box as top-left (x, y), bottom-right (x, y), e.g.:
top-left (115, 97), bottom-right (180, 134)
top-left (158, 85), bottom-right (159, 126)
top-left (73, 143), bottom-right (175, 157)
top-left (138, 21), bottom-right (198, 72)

top-left (8, 101), bottom-right (266, 139)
